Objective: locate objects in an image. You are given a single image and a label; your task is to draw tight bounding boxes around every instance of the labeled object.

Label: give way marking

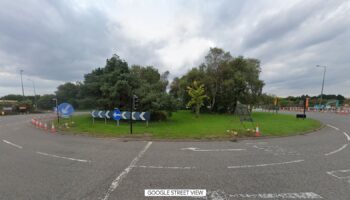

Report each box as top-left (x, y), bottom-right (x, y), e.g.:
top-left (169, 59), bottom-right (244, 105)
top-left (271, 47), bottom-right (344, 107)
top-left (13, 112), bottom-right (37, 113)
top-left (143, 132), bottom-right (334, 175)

top-left (181, 147), bottom-right (246, 152)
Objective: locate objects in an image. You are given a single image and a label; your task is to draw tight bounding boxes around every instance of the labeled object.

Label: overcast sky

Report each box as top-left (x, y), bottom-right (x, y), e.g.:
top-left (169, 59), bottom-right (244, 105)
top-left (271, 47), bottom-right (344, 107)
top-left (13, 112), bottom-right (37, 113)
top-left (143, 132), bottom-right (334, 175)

top-left (0, 0), bottom-right (349, 97)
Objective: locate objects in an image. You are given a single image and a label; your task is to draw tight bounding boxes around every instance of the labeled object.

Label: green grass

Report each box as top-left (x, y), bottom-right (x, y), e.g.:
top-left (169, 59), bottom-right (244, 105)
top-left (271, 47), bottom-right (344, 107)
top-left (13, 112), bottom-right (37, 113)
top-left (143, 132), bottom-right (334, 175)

top-left (59, 111), bottom-right (322, 139)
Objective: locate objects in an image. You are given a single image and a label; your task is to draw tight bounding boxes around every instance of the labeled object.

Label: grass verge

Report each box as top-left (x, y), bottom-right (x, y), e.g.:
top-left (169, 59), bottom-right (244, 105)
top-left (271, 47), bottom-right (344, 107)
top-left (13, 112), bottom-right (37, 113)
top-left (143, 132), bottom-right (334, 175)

top-left (58, 111), bottom-right (322, 139)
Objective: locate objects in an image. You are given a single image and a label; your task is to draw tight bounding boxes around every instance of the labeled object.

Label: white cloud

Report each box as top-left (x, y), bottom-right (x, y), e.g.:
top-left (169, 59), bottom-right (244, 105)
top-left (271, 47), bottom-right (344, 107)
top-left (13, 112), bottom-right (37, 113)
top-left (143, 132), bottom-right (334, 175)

top-left (0, 0), bottom-right (350, 97)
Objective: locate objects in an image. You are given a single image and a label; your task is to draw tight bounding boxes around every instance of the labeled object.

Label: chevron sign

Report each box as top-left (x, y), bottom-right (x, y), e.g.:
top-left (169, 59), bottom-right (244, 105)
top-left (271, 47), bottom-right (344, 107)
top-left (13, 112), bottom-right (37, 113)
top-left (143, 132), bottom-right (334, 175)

top-left (91, 110), bottom-right (150, 121)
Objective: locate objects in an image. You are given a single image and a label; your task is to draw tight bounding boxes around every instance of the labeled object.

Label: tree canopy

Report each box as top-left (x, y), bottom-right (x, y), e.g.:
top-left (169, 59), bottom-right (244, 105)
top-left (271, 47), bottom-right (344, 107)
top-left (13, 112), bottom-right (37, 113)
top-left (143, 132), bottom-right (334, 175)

top-left (170, 47), bottom-right (265, 113)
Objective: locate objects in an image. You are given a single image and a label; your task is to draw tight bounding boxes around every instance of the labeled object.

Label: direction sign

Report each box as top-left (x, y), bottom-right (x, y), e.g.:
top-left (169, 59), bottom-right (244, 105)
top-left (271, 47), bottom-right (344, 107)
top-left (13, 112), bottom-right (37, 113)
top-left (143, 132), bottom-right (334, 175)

top-left (58, 103), bottom-right (74, 117)
top-left (91, 110), bottom-right (98, 118)
top-left (139, 112), bottom-right (150, 121)
top-left (113, 109), bottom-right (121, 120)
top-left (121, 111), bottom-right (131, 120)
top-left (90, 110), bottom-right (150, 121)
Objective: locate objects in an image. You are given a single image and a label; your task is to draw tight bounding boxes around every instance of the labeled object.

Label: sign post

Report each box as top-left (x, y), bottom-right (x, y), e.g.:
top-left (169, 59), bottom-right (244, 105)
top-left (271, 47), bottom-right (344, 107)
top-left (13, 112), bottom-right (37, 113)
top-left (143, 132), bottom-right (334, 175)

top-left (112, 109), bottom-right (122, 126)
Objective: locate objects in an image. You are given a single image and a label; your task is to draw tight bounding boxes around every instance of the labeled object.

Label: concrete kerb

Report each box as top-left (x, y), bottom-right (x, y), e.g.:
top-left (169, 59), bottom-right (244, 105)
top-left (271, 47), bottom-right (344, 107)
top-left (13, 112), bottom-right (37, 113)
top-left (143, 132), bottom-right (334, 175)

top-left (53, 122), bottom-right (326, 143)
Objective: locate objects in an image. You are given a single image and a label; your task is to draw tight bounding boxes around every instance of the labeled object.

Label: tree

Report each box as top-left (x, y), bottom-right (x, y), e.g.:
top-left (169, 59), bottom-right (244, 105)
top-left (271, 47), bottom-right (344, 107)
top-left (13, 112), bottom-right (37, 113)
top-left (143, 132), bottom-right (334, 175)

top-left (37, 94), bottom-right (56, 110)
top-left (55, 82), bottom-right (81, 108)
top-left (186, 81), bottom-right (208, 117)
top-left (170, 47), bottom-right (264, 113)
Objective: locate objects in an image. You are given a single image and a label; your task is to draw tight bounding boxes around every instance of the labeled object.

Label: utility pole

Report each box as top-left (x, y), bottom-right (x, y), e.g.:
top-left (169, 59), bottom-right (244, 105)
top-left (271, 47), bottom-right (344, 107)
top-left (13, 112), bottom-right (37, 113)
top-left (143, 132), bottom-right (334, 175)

top-left (20, 69), bottom-right (24, 97)
top-left (316, 65), bottom-right (326, 109)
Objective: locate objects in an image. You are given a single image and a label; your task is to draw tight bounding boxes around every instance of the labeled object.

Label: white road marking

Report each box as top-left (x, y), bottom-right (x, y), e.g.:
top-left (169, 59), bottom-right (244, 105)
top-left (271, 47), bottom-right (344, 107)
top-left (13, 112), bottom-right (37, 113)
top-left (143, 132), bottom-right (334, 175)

top-left (229, 192), bottom-right (323, 199)
top-left (181, 147), bottom-right (246, 152)
top-left (101, 141), bottom-right (152, 200)
top-left (324, 144), bottom-right (348, 156)
top-left (246, 142), bottom-right (267, 145)
top-left (327, 169), bottom-right (350, 179)
top-left (343, 132), bottom-right (350, 141)
top-left (227, 159), bottom-right (304, 169)
top-left (2, 140), bottom-right (23, 149)
top-left (135, 165), bottom-right (196, 170)
top-left (36, 152), bottom-right (91, 163)
top-left (327, 124), bottom-right (339, 131)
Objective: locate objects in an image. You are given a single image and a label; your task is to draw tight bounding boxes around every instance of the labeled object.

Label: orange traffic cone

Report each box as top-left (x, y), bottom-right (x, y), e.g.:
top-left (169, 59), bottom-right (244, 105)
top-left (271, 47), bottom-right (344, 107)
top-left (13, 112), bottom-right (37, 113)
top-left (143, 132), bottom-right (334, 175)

top-left (36, 120), bottom-right (39, 128)
top-left (44, 123), bottom-right (48, 131)
top-left (51, 123), bottom-right (56, 133)
top-left (255, 124), bottom-right (260, 137)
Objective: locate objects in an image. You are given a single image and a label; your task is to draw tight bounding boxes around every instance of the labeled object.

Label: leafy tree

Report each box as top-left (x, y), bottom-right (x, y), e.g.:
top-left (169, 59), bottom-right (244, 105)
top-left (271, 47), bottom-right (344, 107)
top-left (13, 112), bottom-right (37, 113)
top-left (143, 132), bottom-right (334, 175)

top-left (171, 48), bottom-right (264, 113)
top-left (55, 82), bottom-right (81, 108)
top-left (37, 94), bottom-right (56, 110)
top-left (186, 81), bottom-right (208, 117)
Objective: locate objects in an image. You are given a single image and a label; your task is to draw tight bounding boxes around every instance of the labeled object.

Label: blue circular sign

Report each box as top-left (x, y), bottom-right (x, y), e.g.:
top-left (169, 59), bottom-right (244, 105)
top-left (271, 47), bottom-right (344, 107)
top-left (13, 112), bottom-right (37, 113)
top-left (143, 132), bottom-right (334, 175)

top-left (58, 103), bottom-right (74, 117)
top-left (113, 109), bottom-right (121, 120)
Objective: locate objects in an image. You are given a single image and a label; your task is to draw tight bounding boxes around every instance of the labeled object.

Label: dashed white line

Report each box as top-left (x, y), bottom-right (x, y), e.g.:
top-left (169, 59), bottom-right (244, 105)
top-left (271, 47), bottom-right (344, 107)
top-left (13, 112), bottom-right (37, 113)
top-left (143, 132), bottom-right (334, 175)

top-left (36, 152), bottom-right (91, 163)
top-left (324, 144), bottom-right (348, 156)
top-left (181, 147), bottom-right (245, 152)
top-left (135, 165), bottom-right (196, 170)
top-left (2, 140), bottom-right (23, 149)
top-left (343, 132), bottom-right (350, 141)
top-left (327, 124), bottom-right (339, 131)
top-left (227, 159), bottom-right (304, 169)
top-left (101, 141), bottom-right (152, 200)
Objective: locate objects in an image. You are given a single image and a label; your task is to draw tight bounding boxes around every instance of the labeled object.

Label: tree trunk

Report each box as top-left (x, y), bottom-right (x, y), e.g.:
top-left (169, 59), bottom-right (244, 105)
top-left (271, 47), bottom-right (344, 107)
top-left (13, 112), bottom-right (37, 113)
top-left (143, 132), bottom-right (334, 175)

top-left (195, 104), bottom-right (200, 118)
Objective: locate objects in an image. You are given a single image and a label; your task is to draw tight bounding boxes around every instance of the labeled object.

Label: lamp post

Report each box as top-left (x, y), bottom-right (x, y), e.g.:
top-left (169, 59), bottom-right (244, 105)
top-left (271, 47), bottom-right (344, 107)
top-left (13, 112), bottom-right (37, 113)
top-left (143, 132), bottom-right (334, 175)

top-left (27, 78), bottom-right (37, 110)
top-left (20, 69), bottom-right (25, 97)
top-left (316, 65), bottom-right (326, 109)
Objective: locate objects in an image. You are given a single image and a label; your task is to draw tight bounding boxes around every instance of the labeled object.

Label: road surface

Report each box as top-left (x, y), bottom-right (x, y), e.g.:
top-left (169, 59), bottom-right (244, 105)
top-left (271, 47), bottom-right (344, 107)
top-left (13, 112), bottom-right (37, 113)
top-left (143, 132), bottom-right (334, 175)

top-left (0, 112), bottom-right (349, 199)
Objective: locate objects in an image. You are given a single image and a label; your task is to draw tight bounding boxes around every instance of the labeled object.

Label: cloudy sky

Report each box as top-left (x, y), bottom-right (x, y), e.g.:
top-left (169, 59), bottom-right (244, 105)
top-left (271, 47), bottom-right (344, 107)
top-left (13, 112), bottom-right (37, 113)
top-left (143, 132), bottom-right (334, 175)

top-left (0, 0), bottom-right (349, 97)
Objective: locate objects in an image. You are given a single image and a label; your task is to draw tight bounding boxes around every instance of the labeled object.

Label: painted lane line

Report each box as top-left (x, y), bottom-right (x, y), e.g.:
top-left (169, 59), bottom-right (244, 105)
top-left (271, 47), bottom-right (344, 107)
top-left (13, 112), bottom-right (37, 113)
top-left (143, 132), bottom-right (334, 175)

top-left (181, 147), bottom-right (245, 152)
top-left (324, 144), bottom-right (348, 156)
top-left (135, 165), bottom-right (196, 170)
top-left (227, 159), bottom-right (304, 169)
top-left (101, 142), bottom-right (152, 200)
top-left (229, 192), bottom-right (323, 199)
top-left (2, 140), bottom-right (23, 149)
top-left (36, 152), bottom-right (91, 163)
top-left (246, 142), bottom-right (267, 145)
top-left (327, 124), bottom-right (339, 131)
top-left (327, 169), bottom-right (350, 179)
top-left (343, 132), bottom-right (350, 141)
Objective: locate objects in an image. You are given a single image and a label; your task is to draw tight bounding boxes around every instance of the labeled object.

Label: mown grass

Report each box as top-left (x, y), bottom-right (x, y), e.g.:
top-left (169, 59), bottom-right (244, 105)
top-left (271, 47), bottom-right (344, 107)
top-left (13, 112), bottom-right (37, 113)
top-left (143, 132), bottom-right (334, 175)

top-left (58, 110), bottom-right (322, 139)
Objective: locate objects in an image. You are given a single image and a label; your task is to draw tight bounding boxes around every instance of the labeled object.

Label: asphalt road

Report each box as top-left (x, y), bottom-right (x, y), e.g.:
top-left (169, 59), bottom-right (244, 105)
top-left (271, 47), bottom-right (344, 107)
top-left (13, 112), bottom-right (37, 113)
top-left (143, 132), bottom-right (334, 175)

top-left (0, 112), bottom-right (349, 200)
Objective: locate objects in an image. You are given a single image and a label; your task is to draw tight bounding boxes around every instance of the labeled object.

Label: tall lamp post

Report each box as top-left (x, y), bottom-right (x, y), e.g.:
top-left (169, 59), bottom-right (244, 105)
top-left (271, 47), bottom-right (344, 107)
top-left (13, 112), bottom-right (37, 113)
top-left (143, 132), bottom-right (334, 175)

top-left (20, 69), bottom-right (25, 97)
top-left (28, 78), bottom-right (37, 110)
top-left (316, 65), bottom-right (326, 109)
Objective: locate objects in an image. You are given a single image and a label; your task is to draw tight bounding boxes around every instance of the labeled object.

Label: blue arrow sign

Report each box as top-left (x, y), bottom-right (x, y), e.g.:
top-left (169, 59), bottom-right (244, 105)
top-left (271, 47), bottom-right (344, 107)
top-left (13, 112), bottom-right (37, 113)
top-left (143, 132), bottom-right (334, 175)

top-left (91, 110), bottom-right (98, 118)
top-left (113, 109), bottom-right (121, 121)
top-left (58, 103), bottom-right (74, 117)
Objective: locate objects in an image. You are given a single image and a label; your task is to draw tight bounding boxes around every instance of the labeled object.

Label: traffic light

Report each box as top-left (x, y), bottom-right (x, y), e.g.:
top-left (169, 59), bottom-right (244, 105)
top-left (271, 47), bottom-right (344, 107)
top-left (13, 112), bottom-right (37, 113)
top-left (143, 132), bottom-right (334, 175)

top-left (133, 95), bottom-right (139, 110)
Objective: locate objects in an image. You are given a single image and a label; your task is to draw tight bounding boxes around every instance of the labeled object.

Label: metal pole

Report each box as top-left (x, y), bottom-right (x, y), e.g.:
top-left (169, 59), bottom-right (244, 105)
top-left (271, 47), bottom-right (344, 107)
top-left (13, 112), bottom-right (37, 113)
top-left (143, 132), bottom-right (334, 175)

top-left (316, 65), bottom-right (326, 109)
top-left (20, 70), bottom-right (24, 97)
top-left (53, 98), bottom-right (59, 124)
top-left (130, 93), bottom-right (133, 134)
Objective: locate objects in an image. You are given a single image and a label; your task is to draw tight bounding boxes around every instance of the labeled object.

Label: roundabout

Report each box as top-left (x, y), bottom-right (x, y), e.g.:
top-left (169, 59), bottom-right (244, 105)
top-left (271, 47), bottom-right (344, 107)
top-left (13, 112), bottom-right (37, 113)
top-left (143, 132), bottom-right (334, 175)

top-left (0, 112), bottom-right (349, 199)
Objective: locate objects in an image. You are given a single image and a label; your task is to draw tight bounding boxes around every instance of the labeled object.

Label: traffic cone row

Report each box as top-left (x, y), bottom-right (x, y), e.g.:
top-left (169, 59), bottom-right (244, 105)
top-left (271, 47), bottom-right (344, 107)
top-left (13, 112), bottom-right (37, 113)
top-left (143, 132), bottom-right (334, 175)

top-left (31, 118), bottom-right (56, 133)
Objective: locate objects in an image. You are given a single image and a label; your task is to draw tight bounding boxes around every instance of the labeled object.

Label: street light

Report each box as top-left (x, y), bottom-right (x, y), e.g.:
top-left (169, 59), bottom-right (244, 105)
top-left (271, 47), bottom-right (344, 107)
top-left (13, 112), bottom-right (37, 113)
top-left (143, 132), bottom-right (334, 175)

top-left (20, 69), bottom-right (24, 97)
top-left (27, 78), bottom-right (37, 110)
top-left (316, 65), bottom-right (326, 109)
